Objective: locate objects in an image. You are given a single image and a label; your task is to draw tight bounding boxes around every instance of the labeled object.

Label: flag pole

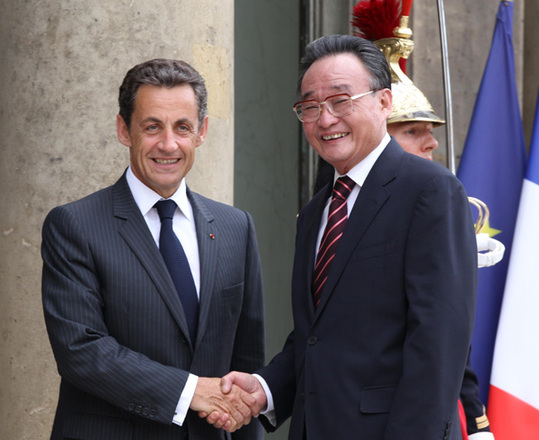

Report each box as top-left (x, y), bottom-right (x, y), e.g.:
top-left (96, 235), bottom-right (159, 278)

top-left (437, 0), bottom-right (456, 174)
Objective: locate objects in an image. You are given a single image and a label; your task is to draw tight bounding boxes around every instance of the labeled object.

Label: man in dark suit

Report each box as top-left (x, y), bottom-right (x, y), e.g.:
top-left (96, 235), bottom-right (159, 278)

top-left (41, 58), bottom-right (265, 440)
top-left (311, 29), bottom-right (493, 440)
top-left (207, 35), bottom-right (477, 440)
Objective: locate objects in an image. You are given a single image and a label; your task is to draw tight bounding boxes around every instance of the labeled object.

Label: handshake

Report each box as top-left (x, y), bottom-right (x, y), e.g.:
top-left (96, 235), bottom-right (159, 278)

top-left (190, 372), bottom-right (267, 432)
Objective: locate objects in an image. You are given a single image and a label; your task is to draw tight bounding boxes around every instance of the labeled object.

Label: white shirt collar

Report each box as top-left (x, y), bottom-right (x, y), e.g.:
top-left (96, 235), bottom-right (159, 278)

top-left (333, 133), bottom-right (391, 187)
top-left (126, 166), bottom-right (192, 221)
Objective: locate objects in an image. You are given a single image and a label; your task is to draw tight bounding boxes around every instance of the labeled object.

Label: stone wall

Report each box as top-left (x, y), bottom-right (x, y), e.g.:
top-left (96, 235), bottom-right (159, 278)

top-left (0, 1), bottom-right (234, 438)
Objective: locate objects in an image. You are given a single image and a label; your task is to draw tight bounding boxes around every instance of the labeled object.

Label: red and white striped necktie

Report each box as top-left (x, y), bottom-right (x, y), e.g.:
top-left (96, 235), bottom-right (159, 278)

top-left (312, 176), bottom-right (355, 308)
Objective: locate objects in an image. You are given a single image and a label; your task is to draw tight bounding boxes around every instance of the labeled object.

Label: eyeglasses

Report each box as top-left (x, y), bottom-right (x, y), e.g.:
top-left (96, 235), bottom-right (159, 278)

top-left (293, 91), bottom-right (375, 123)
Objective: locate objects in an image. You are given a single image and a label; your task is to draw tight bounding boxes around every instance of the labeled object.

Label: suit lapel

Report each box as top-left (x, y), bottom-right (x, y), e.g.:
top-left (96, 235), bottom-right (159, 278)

top-left (112, 174), bottom-right (193, 346)
top-left (187, 189), bottom-right (217, 350)
top-left (314, 141), bottom-right (403, 317)
top-left (299, 184), bottom-right (333, 321)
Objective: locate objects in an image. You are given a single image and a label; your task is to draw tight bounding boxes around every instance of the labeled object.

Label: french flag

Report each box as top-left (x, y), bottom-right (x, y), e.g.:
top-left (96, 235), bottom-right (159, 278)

top-left (488, 89), bottom-right (539, 438)
top-left (456, 1), bottom-right (527, 406)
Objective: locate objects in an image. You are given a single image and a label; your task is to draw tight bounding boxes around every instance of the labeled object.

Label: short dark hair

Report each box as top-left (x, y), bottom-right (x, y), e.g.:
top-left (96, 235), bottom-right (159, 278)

top-left (118, 58), bottom-right (208, 129)
top-left (297, 35), bottom-right (391, 97)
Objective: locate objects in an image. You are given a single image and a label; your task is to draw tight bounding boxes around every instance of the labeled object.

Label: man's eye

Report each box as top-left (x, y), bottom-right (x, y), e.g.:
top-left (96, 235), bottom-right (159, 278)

top-left (177, 125), bottom-right (194, 136)
top-left (146, 125), bottom-right (159, 132)
top-left (303, 102), bottom-right (318, 111)
top-left (332, 98), bottom-right (348, 105)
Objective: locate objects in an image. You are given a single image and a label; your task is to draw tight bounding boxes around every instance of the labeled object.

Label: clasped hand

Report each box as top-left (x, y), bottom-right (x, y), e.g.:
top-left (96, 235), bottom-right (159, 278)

top-left (193, 373), bottom-right (267, 432)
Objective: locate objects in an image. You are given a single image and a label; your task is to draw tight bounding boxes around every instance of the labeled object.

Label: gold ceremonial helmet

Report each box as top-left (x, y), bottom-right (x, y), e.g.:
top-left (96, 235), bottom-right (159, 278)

top-left (376, 17), bottom-right (445, 126)
top-left (352, 4), bottom-right (445, 126)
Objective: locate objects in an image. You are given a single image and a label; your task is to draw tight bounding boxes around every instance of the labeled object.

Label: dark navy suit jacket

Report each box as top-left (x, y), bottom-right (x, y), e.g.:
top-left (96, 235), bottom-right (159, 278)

top-left (42, 173), bottom-right (265, 440)
top-left (259, 140), bottom-right (477, 440)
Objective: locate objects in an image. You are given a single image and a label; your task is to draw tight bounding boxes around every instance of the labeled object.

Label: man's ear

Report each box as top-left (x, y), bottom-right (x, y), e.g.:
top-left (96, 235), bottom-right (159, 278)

top-left (379, 88), bottom-right (393, 118)
top-left (195, 115), bottom-right (209, 147)
top-left (116, 114), bottom-right (131, 147)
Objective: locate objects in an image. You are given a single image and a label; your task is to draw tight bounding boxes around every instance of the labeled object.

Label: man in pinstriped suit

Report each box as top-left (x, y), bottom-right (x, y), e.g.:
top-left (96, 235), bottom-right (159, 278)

top-left (41, 59), bottom-right (265, 440)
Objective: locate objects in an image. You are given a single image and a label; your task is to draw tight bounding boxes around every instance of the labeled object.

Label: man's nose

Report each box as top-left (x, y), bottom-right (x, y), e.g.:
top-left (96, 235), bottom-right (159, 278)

top-left (160, 128), bottom-right (178, 150)
top-left (424, 133), bottom-right (438, 151)
top-left (317, 104), bottom-right (339, 126)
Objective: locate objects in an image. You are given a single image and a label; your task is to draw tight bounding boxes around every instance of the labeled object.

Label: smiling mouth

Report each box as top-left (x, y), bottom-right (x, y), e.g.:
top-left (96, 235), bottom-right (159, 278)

top-left (154, 158), bottom-right (179, 164)
top-left (322, 132), bottom-right (348, 141)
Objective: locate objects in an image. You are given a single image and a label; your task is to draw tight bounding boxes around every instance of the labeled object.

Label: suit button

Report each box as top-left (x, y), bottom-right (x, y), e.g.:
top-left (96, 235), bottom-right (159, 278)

top-left (149, 410), bottom-right (157, 418)
top-left (307, 336), bottom-right (318, 345)
top-left (135, 405), bottom-right (142, 414)
top-left (127, 403), bottom-right (135, 411)
top-left (443, 421), bottom-right (451, 440)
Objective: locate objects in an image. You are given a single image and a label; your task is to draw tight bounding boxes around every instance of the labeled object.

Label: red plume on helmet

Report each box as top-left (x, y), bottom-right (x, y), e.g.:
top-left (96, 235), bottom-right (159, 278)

top-left (351, 0), bottom-right (411, 74)
top-left (351, 0), bottom-right (401, 41)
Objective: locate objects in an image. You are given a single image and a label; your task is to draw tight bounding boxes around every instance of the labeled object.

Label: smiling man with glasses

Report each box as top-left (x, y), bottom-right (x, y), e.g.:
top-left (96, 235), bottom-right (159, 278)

top-left (207, 34), bottom-right (477, 440)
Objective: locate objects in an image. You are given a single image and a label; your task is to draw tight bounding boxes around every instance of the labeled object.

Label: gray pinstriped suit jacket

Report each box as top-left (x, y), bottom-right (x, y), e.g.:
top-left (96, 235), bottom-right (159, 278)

top-left (41, 172), bottom-right (265, 440)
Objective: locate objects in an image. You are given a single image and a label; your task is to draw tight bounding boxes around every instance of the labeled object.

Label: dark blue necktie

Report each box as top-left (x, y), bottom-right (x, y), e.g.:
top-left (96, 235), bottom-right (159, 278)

top-left (155, 200), bottom-right (199, 343)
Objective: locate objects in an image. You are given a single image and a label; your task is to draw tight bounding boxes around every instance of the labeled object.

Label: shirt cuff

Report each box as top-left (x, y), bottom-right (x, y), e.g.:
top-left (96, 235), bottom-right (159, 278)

top-left (172, 374), bottom-right (198, 426)
top-left (468, 432), bottom-right (495, 440)
top-left (252, 373), bottom-right (276, 427)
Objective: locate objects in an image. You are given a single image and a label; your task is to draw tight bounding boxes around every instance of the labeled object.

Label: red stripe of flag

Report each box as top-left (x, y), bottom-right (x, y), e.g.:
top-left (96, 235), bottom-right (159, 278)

top-left (489, 385), bottom-right (539, 439)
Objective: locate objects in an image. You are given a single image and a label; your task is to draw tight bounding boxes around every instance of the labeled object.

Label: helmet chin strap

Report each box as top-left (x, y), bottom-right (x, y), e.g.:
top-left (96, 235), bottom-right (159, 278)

top-left (477, 233), bottom-right (505, 268)
top-left (469, 196), bottom-right (506, 268)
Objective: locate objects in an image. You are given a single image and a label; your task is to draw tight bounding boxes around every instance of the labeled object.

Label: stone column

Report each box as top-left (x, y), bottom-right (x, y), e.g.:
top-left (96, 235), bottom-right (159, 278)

top-left (0, 1), bottom-right (234, 438)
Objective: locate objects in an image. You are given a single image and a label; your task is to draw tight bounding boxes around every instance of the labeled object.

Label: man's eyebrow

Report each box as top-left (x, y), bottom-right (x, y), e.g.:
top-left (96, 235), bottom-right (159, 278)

top-left (139, 116), bottom-right (162, 125)
top-left (301, 84), bottom-right (352, 100)
top-left (174, 118), bottom-right (194, 125)
top-left (139, 117), bottom-right (194, 125)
